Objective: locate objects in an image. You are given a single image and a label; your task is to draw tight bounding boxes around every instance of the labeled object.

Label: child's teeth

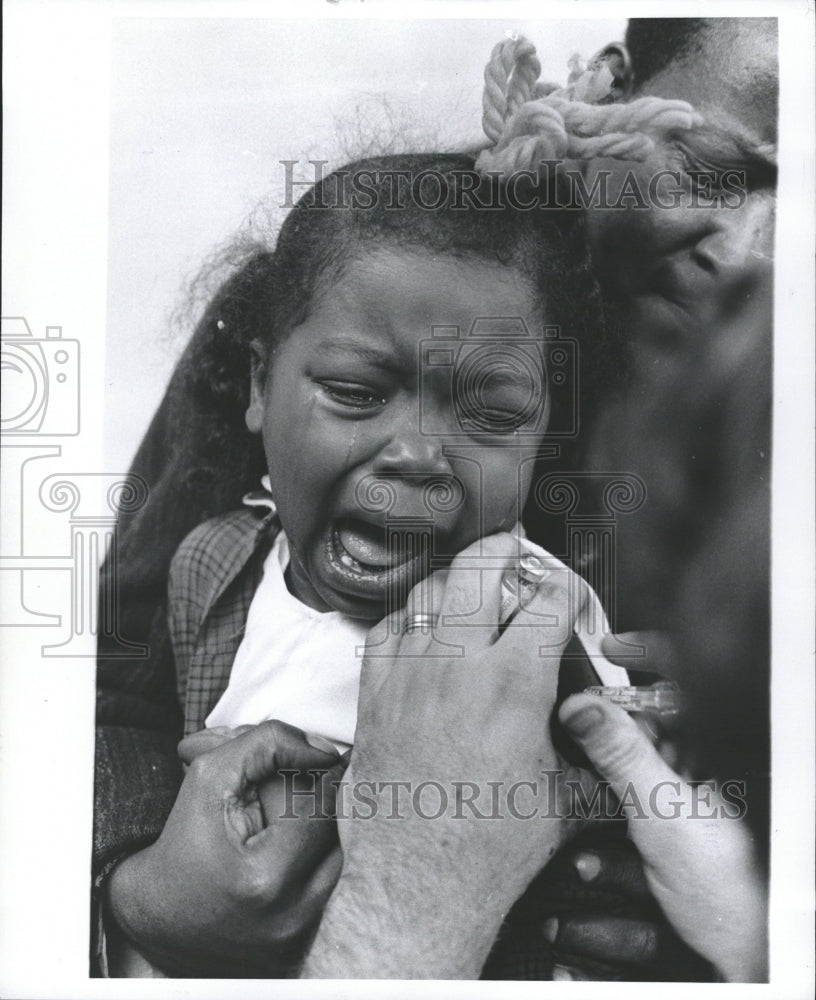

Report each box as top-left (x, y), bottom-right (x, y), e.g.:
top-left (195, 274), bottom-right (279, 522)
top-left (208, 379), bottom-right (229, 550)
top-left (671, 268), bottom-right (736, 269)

top-left (339, 550), bottom-right (363, 572)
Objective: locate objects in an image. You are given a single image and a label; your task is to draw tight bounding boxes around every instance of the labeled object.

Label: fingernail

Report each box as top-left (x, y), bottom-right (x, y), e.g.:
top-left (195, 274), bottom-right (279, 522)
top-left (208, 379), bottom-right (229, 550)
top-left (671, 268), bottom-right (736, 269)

top-left (305, 732), bottom-right (340, 755)
top-left (561, 706), bottom-right (603, 737)
top-left (542, 917), bottom-right (558, 944)
top-left (573, 851), bottom-right (602, 882)
top-left (552, 965), bottom-right (573, 981)
top-left (207, 726), bottom-right (232, 735)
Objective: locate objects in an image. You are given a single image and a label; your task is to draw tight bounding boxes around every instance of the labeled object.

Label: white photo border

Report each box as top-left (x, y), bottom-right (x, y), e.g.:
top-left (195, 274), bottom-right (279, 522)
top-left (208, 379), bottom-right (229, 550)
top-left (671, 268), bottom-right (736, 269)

top-left (1, 2), bottom-right (813, 998)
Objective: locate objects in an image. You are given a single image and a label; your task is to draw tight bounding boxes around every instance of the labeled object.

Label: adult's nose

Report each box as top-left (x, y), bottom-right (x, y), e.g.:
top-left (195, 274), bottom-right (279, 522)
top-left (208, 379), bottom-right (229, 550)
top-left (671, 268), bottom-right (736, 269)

top-left (691, 191), bottom-right (775, 277)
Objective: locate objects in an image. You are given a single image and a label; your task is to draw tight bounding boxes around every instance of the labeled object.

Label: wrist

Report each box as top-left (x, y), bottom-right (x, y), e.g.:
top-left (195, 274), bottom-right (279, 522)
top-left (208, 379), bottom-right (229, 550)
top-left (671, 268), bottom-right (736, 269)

top-left (716, 904), bottom-right (768, 983)
top-left (104, 847), bottom-right (181, 975)
top-left (717, 941), bottom-right (768, 984)
top-left (305, 862), bottom-right (503, 979)
top-left (105, 850), bottom-right (152, 947)
top-left (306, 815), bottom-right (540, 979)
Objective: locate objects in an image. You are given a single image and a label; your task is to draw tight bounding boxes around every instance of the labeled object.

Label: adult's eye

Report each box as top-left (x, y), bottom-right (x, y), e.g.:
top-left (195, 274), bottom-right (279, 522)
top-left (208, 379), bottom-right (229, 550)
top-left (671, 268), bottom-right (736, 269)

top-left (673, 141), bottom-right (776, 195)
top-left (673, 143), bottom-right (725, 191)
top-left (318, 380), bottom-right (386, 410)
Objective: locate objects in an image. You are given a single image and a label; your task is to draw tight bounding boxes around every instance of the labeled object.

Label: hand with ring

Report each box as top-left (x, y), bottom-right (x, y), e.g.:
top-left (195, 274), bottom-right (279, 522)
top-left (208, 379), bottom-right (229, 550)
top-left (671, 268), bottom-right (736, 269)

top-left (402, 611), bottom-right (438, 635)
top-left (302, 531), bottom-right (595, 978)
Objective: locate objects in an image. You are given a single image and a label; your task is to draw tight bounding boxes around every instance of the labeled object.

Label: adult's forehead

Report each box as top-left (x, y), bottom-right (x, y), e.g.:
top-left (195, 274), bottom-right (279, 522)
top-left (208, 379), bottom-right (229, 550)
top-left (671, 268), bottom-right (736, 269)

top-left (644, 19), bottom-right (778, 148)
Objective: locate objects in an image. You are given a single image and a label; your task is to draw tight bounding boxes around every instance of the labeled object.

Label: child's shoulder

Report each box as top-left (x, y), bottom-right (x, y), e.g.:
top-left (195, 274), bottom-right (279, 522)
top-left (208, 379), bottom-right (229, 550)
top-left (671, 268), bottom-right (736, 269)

top-left (178, 507), bottom-right (265, 549)
top-left (169, 508), bottom-right (277, 591)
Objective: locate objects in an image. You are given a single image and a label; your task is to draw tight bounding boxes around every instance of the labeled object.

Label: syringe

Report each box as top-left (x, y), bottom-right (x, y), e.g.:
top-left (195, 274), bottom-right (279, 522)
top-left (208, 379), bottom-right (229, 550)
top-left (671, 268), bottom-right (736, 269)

top-left (582, 680), bottom-right (683, 716)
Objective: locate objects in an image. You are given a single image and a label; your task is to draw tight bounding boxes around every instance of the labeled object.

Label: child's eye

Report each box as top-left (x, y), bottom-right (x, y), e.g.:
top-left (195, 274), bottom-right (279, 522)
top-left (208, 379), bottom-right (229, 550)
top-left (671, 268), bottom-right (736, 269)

top-left (318, 381), bottom-right (387, 410)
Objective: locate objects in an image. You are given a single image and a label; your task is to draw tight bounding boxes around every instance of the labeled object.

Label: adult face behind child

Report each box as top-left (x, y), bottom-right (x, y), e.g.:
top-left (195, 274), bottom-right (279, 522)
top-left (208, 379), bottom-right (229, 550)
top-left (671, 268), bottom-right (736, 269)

top-left (580, 18), bottom-right (775, 807)
top-left (583, 18), bottom-right (776, 372)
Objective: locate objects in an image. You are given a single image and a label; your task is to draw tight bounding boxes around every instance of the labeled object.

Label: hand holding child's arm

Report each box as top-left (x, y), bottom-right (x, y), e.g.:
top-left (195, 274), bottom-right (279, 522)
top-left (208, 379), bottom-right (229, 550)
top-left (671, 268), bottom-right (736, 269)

top-left (105, 720), bottom-right (343, 977)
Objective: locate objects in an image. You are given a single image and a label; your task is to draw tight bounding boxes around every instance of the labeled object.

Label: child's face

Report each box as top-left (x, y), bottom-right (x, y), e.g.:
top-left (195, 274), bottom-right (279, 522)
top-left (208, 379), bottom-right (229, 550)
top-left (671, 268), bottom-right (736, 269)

top-left (246, 248), bottom-right (549, 620)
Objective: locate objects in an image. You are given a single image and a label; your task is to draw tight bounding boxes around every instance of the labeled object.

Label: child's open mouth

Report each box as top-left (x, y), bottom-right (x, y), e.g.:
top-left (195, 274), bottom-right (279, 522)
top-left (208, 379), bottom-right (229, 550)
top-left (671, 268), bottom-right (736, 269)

top-left (331, 518), bottom-right (427, 572)
top-left (321, 517), bottom-right (432, 600)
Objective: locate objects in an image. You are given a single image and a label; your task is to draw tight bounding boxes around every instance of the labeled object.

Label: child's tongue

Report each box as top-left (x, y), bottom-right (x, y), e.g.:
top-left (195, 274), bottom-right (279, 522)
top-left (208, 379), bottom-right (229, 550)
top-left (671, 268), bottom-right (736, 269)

top-left (337, 522), bottom-right (392, 568)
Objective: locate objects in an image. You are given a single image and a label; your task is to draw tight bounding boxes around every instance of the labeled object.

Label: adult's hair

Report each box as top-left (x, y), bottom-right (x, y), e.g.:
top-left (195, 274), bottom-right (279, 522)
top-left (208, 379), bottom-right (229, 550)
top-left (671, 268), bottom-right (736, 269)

top-left (625, 18), bottom-right (711, 91)
top-left (625, 17), bottom-right (777, 94)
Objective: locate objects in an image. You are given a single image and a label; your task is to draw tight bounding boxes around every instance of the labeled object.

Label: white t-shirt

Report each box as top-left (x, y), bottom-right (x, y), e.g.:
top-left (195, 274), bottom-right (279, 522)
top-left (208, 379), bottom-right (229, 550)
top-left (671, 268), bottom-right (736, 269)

top-left (206, 526), bottom-right (629, 754)
top-left (206, 531), bottom-right (369, 753)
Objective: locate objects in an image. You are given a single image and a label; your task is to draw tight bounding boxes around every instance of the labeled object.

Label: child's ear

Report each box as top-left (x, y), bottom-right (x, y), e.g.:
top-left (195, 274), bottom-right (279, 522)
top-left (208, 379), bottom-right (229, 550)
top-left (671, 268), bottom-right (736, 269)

top-left (245, 339), bottom-right (267, 435)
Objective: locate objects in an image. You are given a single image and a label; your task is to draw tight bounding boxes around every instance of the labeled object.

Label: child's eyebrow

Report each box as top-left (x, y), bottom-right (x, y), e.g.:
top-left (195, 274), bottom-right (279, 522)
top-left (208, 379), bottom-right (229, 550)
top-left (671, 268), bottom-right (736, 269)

top-left (314, 336), bottom-right (404, 372)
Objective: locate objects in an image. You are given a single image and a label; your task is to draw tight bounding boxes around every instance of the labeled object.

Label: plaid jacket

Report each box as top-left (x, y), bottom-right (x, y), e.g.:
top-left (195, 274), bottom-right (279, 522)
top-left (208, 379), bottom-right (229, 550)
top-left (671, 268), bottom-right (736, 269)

top-left (169, 506), bottom-right (280, 735)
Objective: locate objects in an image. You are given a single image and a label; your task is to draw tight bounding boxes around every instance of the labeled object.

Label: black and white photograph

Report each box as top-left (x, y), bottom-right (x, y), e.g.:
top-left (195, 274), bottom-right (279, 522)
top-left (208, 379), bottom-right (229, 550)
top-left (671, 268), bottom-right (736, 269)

top-left (1, 1), bottom-right (814, 996)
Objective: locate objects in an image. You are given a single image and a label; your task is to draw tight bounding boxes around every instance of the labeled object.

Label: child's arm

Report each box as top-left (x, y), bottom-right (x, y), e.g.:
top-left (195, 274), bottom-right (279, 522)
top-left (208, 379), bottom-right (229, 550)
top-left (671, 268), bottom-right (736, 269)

top-left (93, 367), bottom-right (205, 919)
top-left (94, 530), bottom-right (186, 972)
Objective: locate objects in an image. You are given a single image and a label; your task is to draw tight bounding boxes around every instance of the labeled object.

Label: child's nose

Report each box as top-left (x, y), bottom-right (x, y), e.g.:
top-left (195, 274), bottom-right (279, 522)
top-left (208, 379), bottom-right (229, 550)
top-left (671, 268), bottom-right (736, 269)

top-left (372, 424), bottom-right (452, 477)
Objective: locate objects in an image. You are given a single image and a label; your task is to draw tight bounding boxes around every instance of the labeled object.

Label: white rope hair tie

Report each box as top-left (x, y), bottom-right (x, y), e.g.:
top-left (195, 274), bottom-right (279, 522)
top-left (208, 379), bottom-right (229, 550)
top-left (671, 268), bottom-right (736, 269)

top-left (476, 35), bottom-right (703, 176)
top-left (482, 35), bottom-right (542, 143)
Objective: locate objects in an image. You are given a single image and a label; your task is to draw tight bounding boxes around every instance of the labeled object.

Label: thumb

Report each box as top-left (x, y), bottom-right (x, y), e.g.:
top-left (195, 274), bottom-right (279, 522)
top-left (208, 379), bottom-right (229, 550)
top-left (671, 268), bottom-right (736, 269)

top-left (178, 725), bottom-right (256, 764)
top-left (558, 694), bottom-right (767, 983)
top-left (558, 693), bottom-right (677, 797)
top-left (219, 719), bottom-right (341, 789)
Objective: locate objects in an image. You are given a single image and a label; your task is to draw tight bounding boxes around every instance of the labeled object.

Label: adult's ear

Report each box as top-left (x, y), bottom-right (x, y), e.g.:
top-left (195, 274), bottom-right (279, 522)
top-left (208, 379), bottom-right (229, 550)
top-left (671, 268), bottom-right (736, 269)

top-left (245, 339), bottom-right (267, 434)
top-left (588, 42), bottom-right (633, 101)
